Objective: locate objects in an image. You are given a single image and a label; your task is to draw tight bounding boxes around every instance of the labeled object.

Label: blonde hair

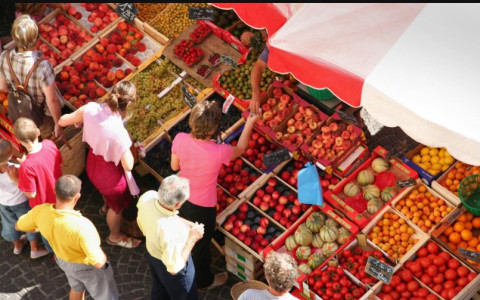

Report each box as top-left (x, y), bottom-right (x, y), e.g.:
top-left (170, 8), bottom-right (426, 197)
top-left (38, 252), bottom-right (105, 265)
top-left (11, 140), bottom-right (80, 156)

top-left (11, 14), bottom-right (39, 50)
top-left (15, 3), bottom-right (47, 16)
top-left (106, 81), bottom-right (136, 117)
top-left (13, 117), bottom-right (39, 144)
top-left (0, 140), bottom-right (13, 164)
top-left (189, 101), bottom-right (221, 140)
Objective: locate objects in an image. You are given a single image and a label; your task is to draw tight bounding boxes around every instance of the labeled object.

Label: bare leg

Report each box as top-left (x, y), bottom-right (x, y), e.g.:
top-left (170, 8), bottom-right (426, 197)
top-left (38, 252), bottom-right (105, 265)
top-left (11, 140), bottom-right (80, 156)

top-left (106, 209), bottom-right (141, 247)
top-left (13, 239), bottom-right (26, 250)
top-left (30, 239), bottom-right (46, 252)
top-left (69, 289), bottom-right (85, 300)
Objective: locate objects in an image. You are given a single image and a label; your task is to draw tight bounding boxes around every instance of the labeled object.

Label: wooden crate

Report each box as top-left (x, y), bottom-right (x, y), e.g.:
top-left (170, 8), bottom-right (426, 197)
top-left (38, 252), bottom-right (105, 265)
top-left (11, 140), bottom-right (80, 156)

top-left (224, 236), bottom-right (263, 272)
top-left (226, 258), bottom-right (264, 281)
top-left (365, 272), bottom-right (438, 300)
top-left (70, 3), bottom-right (121, 38)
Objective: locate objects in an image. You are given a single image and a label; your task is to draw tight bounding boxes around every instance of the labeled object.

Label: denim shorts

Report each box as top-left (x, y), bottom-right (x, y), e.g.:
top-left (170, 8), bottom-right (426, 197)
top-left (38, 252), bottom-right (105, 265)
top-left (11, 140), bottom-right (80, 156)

top-left (0, 201), bottom-right (38, 242)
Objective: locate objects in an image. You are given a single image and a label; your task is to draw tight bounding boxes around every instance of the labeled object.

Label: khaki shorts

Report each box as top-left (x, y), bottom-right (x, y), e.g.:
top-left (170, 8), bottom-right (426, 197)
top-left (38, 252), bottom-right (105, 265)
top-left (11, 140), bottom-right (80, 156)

top-left (55, 257), bottom-right (119, 300)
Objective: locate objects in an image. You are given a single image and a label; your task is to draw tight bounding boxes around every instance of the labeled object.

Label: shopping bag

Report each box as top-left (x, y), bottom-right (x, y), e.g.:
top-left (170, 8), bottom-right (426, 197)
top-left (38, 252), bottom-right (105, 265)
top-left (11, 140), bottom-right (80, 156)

top-left (298, 162), bottom-right (323, 205)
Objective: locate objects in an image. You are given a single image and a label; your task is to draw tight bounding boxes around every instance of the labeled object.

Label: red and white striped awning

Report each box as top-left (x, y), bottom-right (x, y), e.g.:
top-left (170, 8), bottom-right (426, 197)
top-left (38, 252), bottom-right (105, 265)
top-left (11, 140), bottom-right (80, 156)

top-left (212, 3), bottom-right (480, 165)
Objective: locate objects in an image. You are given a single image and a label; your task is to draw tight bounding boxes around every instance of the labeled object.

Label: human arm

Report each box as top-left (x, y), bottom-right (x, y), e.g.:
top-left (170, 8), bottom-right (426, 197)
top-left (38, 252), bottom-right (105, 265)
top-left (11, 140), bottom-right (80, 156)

top-left (58, 105), bottom-right (85, 127)
top-left (120, 149), bottom-right (134, 172)
top-left (230, 112), bottom-right (260, 160)
top-left (170, 153), bottom-right (180, 171)
top-left (15, 208), bottom-right (37, 232)
top-left (79, 225), bottom-right (108, 269)
top-left (249, 59), bottom-right (268, 114)
top-left (0, 76), bottom-right (8, 91)
top-left (42, 83), bottom-right (63, 138)
top-left (176, 223), bottom-right (204, 274)
top-left (17, 165), bottom-right (37, 199)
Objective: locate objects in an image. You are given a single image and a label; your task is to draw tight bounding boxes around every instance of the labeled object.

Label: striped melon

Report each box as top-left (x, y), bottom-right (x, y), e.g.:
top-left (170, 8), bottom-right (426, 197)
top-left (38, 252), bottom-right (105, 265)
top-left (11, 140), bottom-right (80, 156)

top-left (295, 224), bottom-right (313, 246)
top-left (322, 242), bottom-right (339, 257)
top-left (371, 157), bottom-right (390, 173)
top-left (337, 227), bottom-right (351, 244)
top-left (363, 184), bottom-right (380, 200)
top-left (325, 218), bottom-right (339, 228)
top-left (296, 246), bottom-right (311, 260)
top-left (343, 182), bottom-right (361, 197)
top-left (311, 233), bottom-right (325, 248)
top-left (319, 225), bottom-right (338, 243)
top-left (307, 253), bottom-right (326, 270)
top-left (381, 187), bottom-right (397, 202)
top-left (367, 198), bottom-right (383, 215)
top-left (306, 212), bottom-right (325, 233)
top-left (285, 235), bottom-right (298, 251)
top-left (298, 263), bottom-right (312, 274)
top-left (357, 169), bottom-right (375, 186)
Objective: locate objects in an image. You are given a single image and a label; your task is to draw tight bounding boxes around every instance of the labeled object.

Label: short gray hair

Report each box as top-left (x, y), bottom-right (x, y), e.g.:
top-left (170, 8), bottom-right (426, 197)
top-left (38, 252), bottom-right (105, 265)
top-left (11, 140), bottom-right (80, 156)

top-left (158, 175), bottom-right (190, 208)
top-left (56, 175), bottom-right (82, 203)
top-left (264, 252), bottom-right (298, 293)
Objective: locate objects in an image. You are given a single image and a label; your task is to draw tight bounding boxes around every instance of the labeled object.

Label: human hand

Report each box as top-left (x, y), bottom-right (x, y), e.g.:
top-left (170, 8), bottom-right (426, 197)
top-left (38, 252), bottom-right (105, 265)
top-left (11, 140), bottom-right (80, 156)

top-left (189, 222), bottom-right (204, 242)
top-left (54, 124), bottom-right (63, 139)
top-left (74, 122), bottom-right (83, 129)
top-left (248, 93), bottom-right (260, 115)
top-left (16, 154), bottom-right (27, 163)
top-left (246, 110), bottom-right (260, 124)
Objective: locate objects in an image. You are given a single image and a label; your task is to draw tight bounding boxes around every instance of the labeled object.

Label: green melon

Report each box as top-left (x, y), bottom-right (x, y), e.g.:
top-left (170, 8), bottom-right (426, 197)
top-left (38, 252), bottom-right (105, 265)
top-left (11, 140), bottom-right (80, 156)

top-left (363, 184), bottom-right (380, 200)
top-left (296, 246), bottom-right (312, 260)
top-left (298, 263), bottom-right (312, 274)
top-left (307, 253), bottom-right (326, 270)
top-left (325, 218), bottom-right (339, 228)
top-left (337, 227), bottom-right (351, 244)
top-left (311, 233), bottom-right (324, 248)
top-left (285, 235), bottom-right (298, 251)
top-left (367, 198), bottom-right (383, 215)
top-left (305, 212), bottom-right (325, 233)
top-left (381, 186), bottom-right (397, 202)
top-left (357, 169), bottom-right (375, 186)
top-left (319, 225), bottom-right (338, 243)
top-left (343, 182), bottom-right (361, 197)
top-left (295, 224), bottom-right (313, 246)
top-left (322, 242), bottom-right (339, 257)
top-left (371, 157), bottom-right (391, 173)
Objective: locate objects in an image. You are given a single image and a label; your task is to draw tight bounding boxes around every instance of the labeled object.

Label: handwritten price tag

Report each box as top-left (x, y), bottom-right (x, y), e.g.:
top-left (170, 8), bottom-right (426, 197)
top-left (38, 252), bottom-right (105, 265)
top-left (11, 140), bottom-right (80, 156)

top-left (365, 256), bottom-right (393, 284)
top-left (458, 248), bottom-right (480, 263)
top-left (116, 3), bottom-right (138, 23)
top-left (188, 7), bottom-right (215, 21)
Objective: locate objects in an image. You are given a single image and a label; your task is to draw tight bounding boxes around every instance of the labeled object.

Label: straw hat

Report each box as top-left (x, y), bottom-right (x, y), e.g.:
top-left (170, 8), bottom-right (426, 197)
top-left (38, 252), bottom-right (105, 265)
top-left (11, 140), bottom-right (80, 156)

top-left (230, 280), bottom-right (269, 300)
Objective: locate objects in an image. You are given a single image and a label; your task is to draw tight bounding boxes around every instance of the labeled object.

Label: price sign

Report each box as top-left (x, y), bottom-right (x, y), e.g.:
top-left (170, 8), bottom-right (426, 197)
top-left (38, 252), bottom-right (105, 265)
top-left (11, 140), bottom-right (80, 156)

top-left (335, 109), bottom-right (360, 127)
top-left (458, 248), bottom-right (480, 263)
top-left (396, 178), bottom-right (417, 188)
top-left (263, 148), bottom-right (290, 169)
top-left (182, 85), bottom-right (197, 108)
top-left (116, 3), bottom-right (138, 23)
top-left (222, 94), bottom-right (236, 114)
top-left (188, 6), bottom-right (215, 21)
top-left (220, 54), bottom-right (238, 69)
top-left (365, 256), bottom-right (393, 284)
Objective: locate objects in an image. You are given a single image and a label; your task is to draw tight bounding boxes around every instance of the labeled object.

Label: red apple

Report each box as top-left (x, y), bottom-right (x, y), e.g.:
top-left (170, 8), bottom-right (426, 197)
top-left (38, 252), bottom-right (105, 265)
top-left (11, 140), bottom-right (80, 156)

top-left (259, 217), bottom-right (269, 228)
top-left (257, 226), bottom-right (266, 235)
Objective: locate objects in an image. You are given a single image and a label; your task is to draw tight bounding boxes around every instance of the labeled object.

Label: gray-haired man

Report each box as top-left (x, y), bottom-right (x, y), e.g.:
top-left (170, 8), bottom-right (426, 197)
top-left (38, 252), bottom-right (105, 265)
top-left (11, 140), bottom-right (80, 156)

top-left (137, 175), bottom-right (204, 300)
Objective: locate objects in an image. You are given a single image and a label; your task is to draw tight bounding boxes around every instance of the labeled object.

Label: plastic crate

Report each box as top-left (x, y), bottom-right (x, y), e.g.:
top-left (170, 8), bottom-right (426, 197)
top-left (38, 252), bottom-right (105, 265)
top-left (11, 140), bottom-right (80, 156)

top-left (307, 86), bottom-right (335, 100)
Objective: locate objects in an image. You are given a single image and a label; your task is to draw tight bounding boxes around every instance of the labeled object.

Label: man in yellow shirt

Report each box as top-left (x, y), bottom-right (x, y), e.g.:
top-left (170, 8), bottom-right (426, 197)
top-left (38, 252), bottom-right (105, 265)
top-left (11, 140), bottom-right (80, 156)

top-left (16, 175), bottom-right (118, 300)
top-left (137, 175), bottom-right (204, 300)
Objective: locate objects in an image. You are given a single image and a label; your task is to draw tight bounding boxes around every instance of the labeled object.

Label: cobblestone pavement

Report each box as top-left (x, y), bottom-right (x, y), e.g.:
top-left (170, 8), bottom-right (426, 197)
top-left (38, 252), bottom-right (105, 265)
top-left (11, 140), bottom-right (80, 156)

top-left (0, 171), bottom-right (241, 300)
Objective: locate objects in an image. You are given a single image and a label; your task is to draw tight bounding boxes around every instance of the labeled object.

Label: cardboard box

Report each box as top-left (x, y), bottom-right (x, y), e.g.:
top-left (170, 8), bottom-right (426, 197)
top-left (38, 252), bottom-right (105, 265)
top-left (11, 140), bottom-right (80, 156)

top-left (401, 144), bottom-right (456, 186)
top-left (324, 146), bottom-right (418, 229)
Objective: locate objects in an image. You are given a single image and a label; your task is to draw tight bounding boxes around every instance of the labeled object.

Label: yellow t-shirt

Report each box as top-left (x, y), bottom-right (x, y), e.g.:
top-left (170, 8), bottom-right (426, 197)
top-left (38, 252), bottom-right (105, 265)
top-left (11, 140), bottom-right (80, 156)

top-left (17, 203), bottom-right (104, 265)
top-left (137, 190), bottom-right (190, 274)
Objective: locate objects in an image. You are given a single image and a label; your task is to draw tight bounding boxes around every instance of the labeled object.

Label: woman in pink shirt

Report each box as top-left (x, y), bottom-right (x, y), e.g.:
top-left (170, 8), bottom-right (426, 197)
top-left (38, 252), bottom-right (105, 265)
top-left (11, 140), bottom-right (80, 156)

top-left (58, 81), bottom-right (141, 249)
top-left (171, 100), bottom-right (258, 291)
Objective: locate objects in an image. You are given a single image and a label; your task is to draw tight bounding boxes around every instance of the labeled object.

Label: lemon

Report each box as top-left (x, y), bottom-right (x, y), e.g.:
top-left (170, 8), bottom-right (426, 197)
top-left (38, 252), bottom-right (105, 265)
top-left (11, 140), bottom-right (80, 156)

top-left (421, 155), bottom-right (431, 163)
top-left (423, 161), bottom-right (432, 169)
top-left (441, 164), bottom-right (450, 171)
top-left (444, 157), bottom-right (454, 165)
top-left (412, 155), bottom-right (422, 164)
top-left (439, 158), bottom-right (445, 165)
top-left (444, 150), bottom-right (452, 158)
top-left (432, 163), bottom-right (442, 170)
top-left (430, 156), bottom-right (440, 164)
top-left (420, 147), bottom-right (430, 156)
top-left (429, 148), bottom-right (439, 156)
top-left (419, 163), bottom-right (427, 170)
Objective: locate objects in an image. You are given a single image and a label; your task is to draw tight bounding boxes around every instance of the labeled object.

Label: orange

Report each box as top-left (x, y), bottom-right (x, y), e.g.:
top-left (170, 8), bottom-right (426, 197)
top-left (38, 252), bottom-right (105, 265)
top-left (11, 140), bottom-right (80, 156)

top-left (458, 241), bottom-right (468, 249)
top-left (449, 232), bottom-right (461, 244)
top-left (454, 222), bottom-right (465, 232)
top-left (465, 222), bottom-right (473, 230)
top-left (444, 226), bottom-right (454, 236)
top-left (468, 237), bottom-right (479, 248)
top-left (458, 214), bottom-right (468, 222)
top-left (418, 185), bottom-right (427, 193)
top-left (466, 212), bottom-right (474, 221)
top-left (461, 229), bottom-right (473, 241)
top-left (472, 217), bottom-right (480, 229)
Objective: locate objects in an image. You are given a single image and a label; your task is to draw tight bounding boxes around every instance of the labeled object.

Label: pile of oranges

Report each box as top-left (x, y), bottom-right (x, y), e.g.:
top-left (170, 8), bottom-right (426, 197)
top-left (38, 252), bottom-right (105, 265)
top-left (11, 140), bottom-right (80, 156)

top-left (411, 146), bottom-right (454, 176)
top-left (440, 162), bottom-right (480, 195)
top-left (439, 211), bottom-right (480, 266)
top-left (395, 185), bottom-right (454, 233)
top-left (368, 211), bottom-right (420, 260)
top-left (0, 90), bottom-right (7, 109)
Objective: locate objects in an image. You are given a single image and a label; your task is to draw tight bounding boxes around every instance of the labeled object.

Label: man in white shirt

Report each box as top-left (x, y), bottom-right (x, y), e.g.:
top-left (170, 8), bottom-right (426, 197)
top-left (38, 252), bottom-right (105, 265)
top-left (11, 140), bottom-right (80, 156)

top-left (239, 252), bottom-right (298, 300)
top-left (137, 175), bottom-right (204, 300)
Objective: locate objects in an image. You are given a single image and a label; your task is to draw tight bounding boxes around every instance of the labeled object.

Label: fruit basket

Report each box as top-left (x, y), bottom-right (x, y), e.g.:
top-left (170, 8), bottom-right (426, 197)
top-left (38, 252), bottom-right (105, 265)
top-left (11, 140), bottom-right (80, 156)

top-left (402, 239), bottom-right (480, 300)
top-left (432, 161), bottom-right (480, 206)
top-left (432, 206), bottom-right (480, 273)
top-left (216, 186), bottom-right (237, 217)
top-left (217, 157), bottom-right (262, 199)
top-left (362, 206), bottom-right (429, 266)
top-left (391, 183), bottom-right (457, 234)
top-left (402, 144), bottom-right (456, 185)
top-left (196, 64), bottom-right (212, 79)
top-left (219, 200), bottom-right (285, 261)
top-left (34, 39), bottom-right (71, 73)
top-left (68, 3), bottom-right (120, 37)
top-left (208, 53), bottom-right (221, 67)
top-left (459, 174), bottom-right (480, 216)
top-left (324, 146), bottom-right (419, 229)
top-left (174, 39), bottom-right (195, 59)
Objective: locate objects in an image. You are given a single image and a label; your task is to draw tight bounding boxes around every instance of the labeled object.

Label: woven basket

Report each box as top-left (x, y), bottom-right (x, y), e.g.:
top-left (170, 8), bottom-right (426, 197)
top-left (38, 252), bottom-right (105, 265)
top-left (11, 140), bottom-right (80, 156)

top-left (121, 217), bottom-right (144, 239)
top-left (459, 174), bottom-right (480, 216)
top-left (56, 126), bottom-right (86, 176)
top-left (230, 280), bottom-right (269, 300)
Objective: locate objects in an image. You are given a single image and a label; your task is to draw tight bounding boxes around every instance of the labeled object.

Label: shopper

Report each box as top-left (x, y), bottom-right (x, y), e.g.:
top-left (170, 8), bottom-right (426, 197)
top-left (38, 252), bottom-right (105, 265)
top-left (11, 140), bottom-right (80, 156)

top-left (16, 175), bottom-right (118, 300)
top-left (248, 45), bottom-right (270, 114)
top-left (0, 14), bottom-right (64, 140)
top-left (15, 3), bottom-right (69, 22)
top-left (12, 117), bottom-right (63, 254)
top-left (137, 175), bottom-right (204, 300)
top-left (238, 252), bottom-right (298, 300)
top-left (171, 100), bottom-right (259, 291)
top-left (0, 139), bottom-right (48, 259)
top-left (58, 81), bottom-right (141, 249)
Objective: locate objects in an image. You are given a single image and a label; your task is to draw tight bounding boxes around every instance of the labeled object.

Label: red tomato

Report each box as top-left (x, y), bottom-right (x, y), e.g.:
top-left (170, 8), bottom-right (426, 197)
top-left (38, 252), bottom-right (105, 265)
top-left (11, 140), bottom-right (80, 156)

top-left (427, 242), bottom-right (440, 254)
top-left (409, 262), bottom-right (422, 274)
top-left (428, 253), bottom-right (437, 261)
top-left (390, 291), bottom-right (400, 299)
top-left (447, 288), bottom-right (457, 299)
top-left (438, 265), bottom-right (447, 273)
top-left (420, 274), bottom-right (432, 285)
top-left (401, 291), bottom-right (412, 298)
top-left (426, 295), bottom-right (438, 300)
top-left (343, 249), bottom-right (353, 258)
top-left (390, 275), bottom-right (401, 286)
top-left (444, 280), bottom-right (456, 290)
top-left (417, 288), bottom-right (429, 297)
top-left (439, 251), bottom-right (451, 262)
top-left (445, 269), bottom-right (457, 281)
top-left (407, 280), bottom-right (419, 292)
top-left (400, 269), bottom-right (413, 282)
top-left (396, 282), bottom-right (407, 293)
top-left (457, 266), bottom-right (469, 277)
top-left (468, 272), bottom-right (477, 282)
top-left (440, 290), bottom-right (449, 299)
top-left (420, 257), bottom-right (433, 269)
top-left (433, 274), bottom-right (444, 284)
top-left (432, 256), bottom-right (445, 266)
top-left (382, 284), bottom-right (393, 293)
top-left (426, 265), bottom-right (438, 277)
top-left (417, 248), bottom-right (428, 257)
top-left (447, 258), bottom-right (460, 269)
top-left (457, 276), bottom-right (468, 287)
top-left (382, 295), bottom-right (394, 300)
top-left (432, 284), bottom-right (443, 294)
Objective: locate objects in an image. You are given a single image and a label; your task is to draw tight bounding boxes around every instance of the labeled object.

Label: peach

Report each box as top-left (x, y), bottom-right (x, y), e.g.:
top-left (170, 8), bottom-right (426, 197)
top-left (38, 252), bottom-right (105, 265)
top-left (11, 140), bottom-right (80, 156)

top-left (60, 36), bottom-right (68, 44)
top-left (106, 71), bottom-right (116, 82)
top-left (94, 18), bottom-right (103, 28)
top-left (115, 69), bottom-right (124, 80)
top-left (106, 44), bottom-right (116, 54)
top-left (96, 87), bottom-right (106, 97)
top-left (59, 71), bottom-right (69, 81)
top-left (51, 37), bottom-right (60, 47)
